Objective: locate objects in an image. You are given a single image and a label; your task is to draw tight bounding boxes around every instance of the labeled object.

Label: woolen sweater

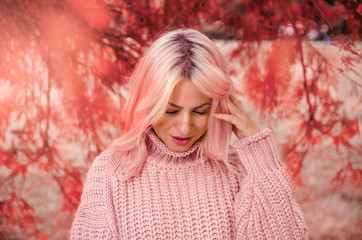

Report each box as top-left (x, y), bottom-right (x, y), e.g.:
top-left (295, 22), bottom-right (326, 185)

top-left (70, 129), bottom-right (308, 239)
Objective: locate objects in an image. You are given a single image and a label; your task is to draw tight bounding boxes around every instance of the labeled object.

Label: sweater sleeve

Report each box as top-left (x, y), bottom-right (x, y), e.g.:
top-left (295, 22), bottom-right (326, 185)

top-left (231, 128), bottom-right (308, 240)
top-left (70, 151), bottom-right (119, 240)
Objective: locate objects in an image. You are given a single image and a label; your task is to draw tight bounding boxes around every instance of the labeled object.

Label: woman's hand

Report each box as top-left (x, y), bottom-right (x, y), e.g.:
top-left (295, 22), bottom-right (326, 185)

top-left (213, 97), bottom-right (261, 139)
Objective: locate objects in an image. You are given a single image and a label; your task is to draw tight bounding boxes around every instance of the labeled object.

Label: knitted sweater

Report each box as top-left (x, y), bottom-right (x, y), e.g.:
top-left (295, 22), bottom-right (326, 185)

top-left (70, 129), bottom-right (308, 239)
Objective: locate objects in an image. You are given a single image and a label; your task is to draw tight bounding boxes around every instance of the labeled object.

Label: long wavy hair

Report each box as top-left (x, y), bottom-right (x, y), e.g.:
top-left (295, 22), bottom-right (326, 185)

top-left (111, 28), bottom-right (240, 180)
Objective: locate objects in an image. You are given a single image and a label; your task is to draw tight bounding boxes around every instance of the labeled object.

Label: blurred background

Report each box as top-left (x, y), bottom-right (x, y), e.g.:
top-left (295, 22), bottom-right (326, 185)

top-left (0, 0), bottom-right (361, 239)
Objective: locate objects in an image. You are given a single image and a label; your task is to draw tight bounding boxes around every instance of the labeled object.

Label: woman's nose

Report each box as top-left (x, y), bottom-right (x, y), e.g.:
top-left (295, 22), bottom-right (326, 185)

top-left (176, 113), bottom-right (192, 135)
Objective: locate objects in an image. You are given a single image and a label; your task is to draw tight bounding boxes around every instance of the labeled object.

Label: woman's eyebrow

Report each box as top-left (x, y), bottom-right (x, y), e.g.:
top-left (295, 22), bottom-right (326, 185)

top-left (194, 103), bottom-right (211, 109)
top-left (169, 103), bottom-right (182, 108)
top-left (168, 103), bottom-right (211, 109)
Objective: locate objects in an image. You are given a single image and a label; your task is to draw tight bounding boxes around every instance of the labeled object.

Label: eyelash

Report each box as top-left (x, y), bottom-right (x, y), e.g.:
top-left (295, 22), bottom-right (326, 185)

top-left (194, 110), bottom-right (207, 115)
top-left (166, 110), bottom-right (178, 114)
top-left (166, 110), bottom-right (208, 115)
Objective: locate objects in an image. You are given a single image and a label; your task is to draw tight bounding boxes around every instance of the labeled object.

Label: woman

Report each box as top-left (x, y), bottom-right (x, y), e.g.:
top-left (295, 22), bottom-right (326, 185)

top-left (71, 28), bottom-right (308, 239)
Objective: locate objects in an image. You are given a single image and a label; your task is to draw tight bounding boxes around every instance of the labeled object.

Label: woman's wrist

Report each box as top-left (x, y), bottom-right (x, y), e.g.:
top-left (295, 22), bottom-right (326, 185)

top-left (235, 120), bottom-right (262, 139)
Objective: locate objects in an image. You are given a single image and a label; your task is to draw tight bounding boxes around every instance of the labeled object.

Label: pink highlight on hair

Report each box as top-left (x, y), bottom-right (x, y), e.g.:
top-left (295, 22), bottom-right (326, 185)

top-left (111, 29), bottom-right (240, 180)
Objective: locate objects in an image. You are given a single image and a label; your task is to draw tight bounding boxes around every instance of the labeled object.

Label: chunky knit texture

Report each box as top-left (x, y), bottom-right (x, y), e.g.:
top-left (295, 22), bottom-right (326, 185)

top-left (70, 129), bottom-right (308, 239)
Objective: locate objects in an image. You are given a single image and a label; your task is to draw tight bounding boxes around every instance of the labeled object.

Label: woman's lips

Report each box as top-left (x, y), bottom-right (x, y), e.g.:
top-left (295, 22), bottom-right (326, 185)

top-left (171, 136), bottom-right (192, 146)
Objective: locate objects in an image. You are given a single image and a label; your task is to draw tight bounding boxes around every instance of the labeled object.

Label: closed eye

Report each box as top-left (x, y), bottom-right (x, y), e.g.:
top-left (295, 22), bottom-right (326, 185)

top-left (166, 110), bottom-right (178, 114)
top-left (193, 110), bottom-right (208, 115)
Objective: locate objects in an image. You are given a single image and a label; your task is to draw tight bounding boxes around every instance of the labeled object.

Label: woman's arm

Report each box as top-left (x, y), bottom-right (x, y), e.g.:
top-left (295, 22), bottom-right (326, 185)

top-left (70, 151), bottom-right (119, 240)
top-left (214, 97), bottom-right (308, 239)
top-left (231, 129), bottom-right (308, 239)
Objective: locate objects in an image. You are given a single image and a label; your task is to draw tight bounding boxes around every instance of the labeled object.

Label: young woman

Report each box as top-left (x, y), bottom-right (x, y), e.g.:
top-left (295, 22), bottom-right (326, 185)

top-left (71, 29), bottom-right (308, 239)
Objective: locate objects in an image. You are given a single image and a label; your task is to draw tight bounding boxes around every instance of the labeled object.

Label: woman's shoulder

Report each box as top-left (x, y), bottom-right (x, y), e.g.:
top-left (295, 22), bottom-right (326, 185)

top-left (91, 148), bottom-right (123, 175)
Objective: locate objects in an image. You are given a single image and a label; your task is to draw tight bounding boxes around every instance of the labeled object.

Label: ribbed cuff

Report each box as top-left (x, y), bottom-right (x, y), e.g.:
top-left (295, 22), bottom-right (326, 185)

top-left (231, 128), bottom-right (283, 177)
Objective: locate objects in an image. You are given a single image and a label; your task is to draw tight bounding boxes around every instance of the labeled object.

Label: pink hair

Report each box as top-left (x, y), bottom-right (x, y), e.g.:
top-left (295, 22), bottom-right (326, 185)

top-left (111, 28), bottom-right (240, 180)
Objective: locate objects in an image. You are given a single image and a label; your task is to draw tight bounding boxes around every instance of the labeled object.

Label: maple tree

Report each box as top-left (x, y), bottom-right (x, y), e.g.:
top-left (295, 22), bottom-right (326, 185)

top-left (0, 0), bottom-right (361, 239)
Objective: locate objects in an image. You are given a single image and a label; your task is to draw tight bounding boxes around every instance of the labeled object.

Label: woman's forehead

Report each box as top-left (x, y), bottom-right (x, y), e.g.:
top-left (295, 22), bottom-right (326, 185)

top-left (168, 79), bottom-right (211, 107)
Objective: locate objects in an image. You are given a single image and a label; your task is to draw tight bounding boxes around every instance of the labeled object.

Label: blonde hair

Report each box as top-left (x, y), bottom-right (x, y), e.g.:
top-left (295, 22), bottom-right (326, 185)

top-left (111, 28), bottom-right (240, 179)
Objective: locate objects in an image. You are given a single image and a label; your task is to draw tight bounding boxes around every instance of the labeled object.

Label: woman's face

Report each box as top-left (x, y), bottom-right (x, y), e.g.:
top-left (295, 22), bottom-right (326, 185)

top-left (153, 79), bottom-right (211, 152)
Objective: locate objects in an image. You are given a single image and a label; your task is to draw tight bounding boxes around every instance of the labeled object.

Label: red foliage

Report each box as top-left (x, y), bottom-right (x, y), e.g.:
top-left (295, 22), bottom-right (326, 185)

top-left (0, 0), bottom-right (361, 238)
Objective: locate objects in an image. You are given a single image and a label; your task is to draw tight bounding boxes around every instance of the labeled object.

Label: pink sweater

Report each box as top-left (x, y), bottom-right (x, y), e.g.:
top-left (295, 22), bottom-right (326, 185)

top-left (70, 129), bottom-right (308, 239)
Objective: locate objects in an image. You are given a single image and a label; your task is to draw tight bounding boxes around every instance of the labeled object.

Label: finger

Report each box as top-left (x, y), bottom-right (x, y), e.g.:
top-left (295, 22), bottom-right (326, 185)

top-left (229, 96), bottom-right (247, 113)
top-left (227, 97), bottom-right (246, 118)
top-left (213, 113), bottom-right (241, 127)
top-left (229, 96), bottom-right (240, 105)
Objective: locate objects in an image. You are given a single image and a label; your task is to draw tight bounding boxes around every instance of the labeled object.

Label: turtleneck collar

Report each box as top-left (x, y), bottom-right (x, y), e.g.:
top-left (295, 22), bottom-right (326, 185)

top-left (145, 129), bottom-right (203, 169)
